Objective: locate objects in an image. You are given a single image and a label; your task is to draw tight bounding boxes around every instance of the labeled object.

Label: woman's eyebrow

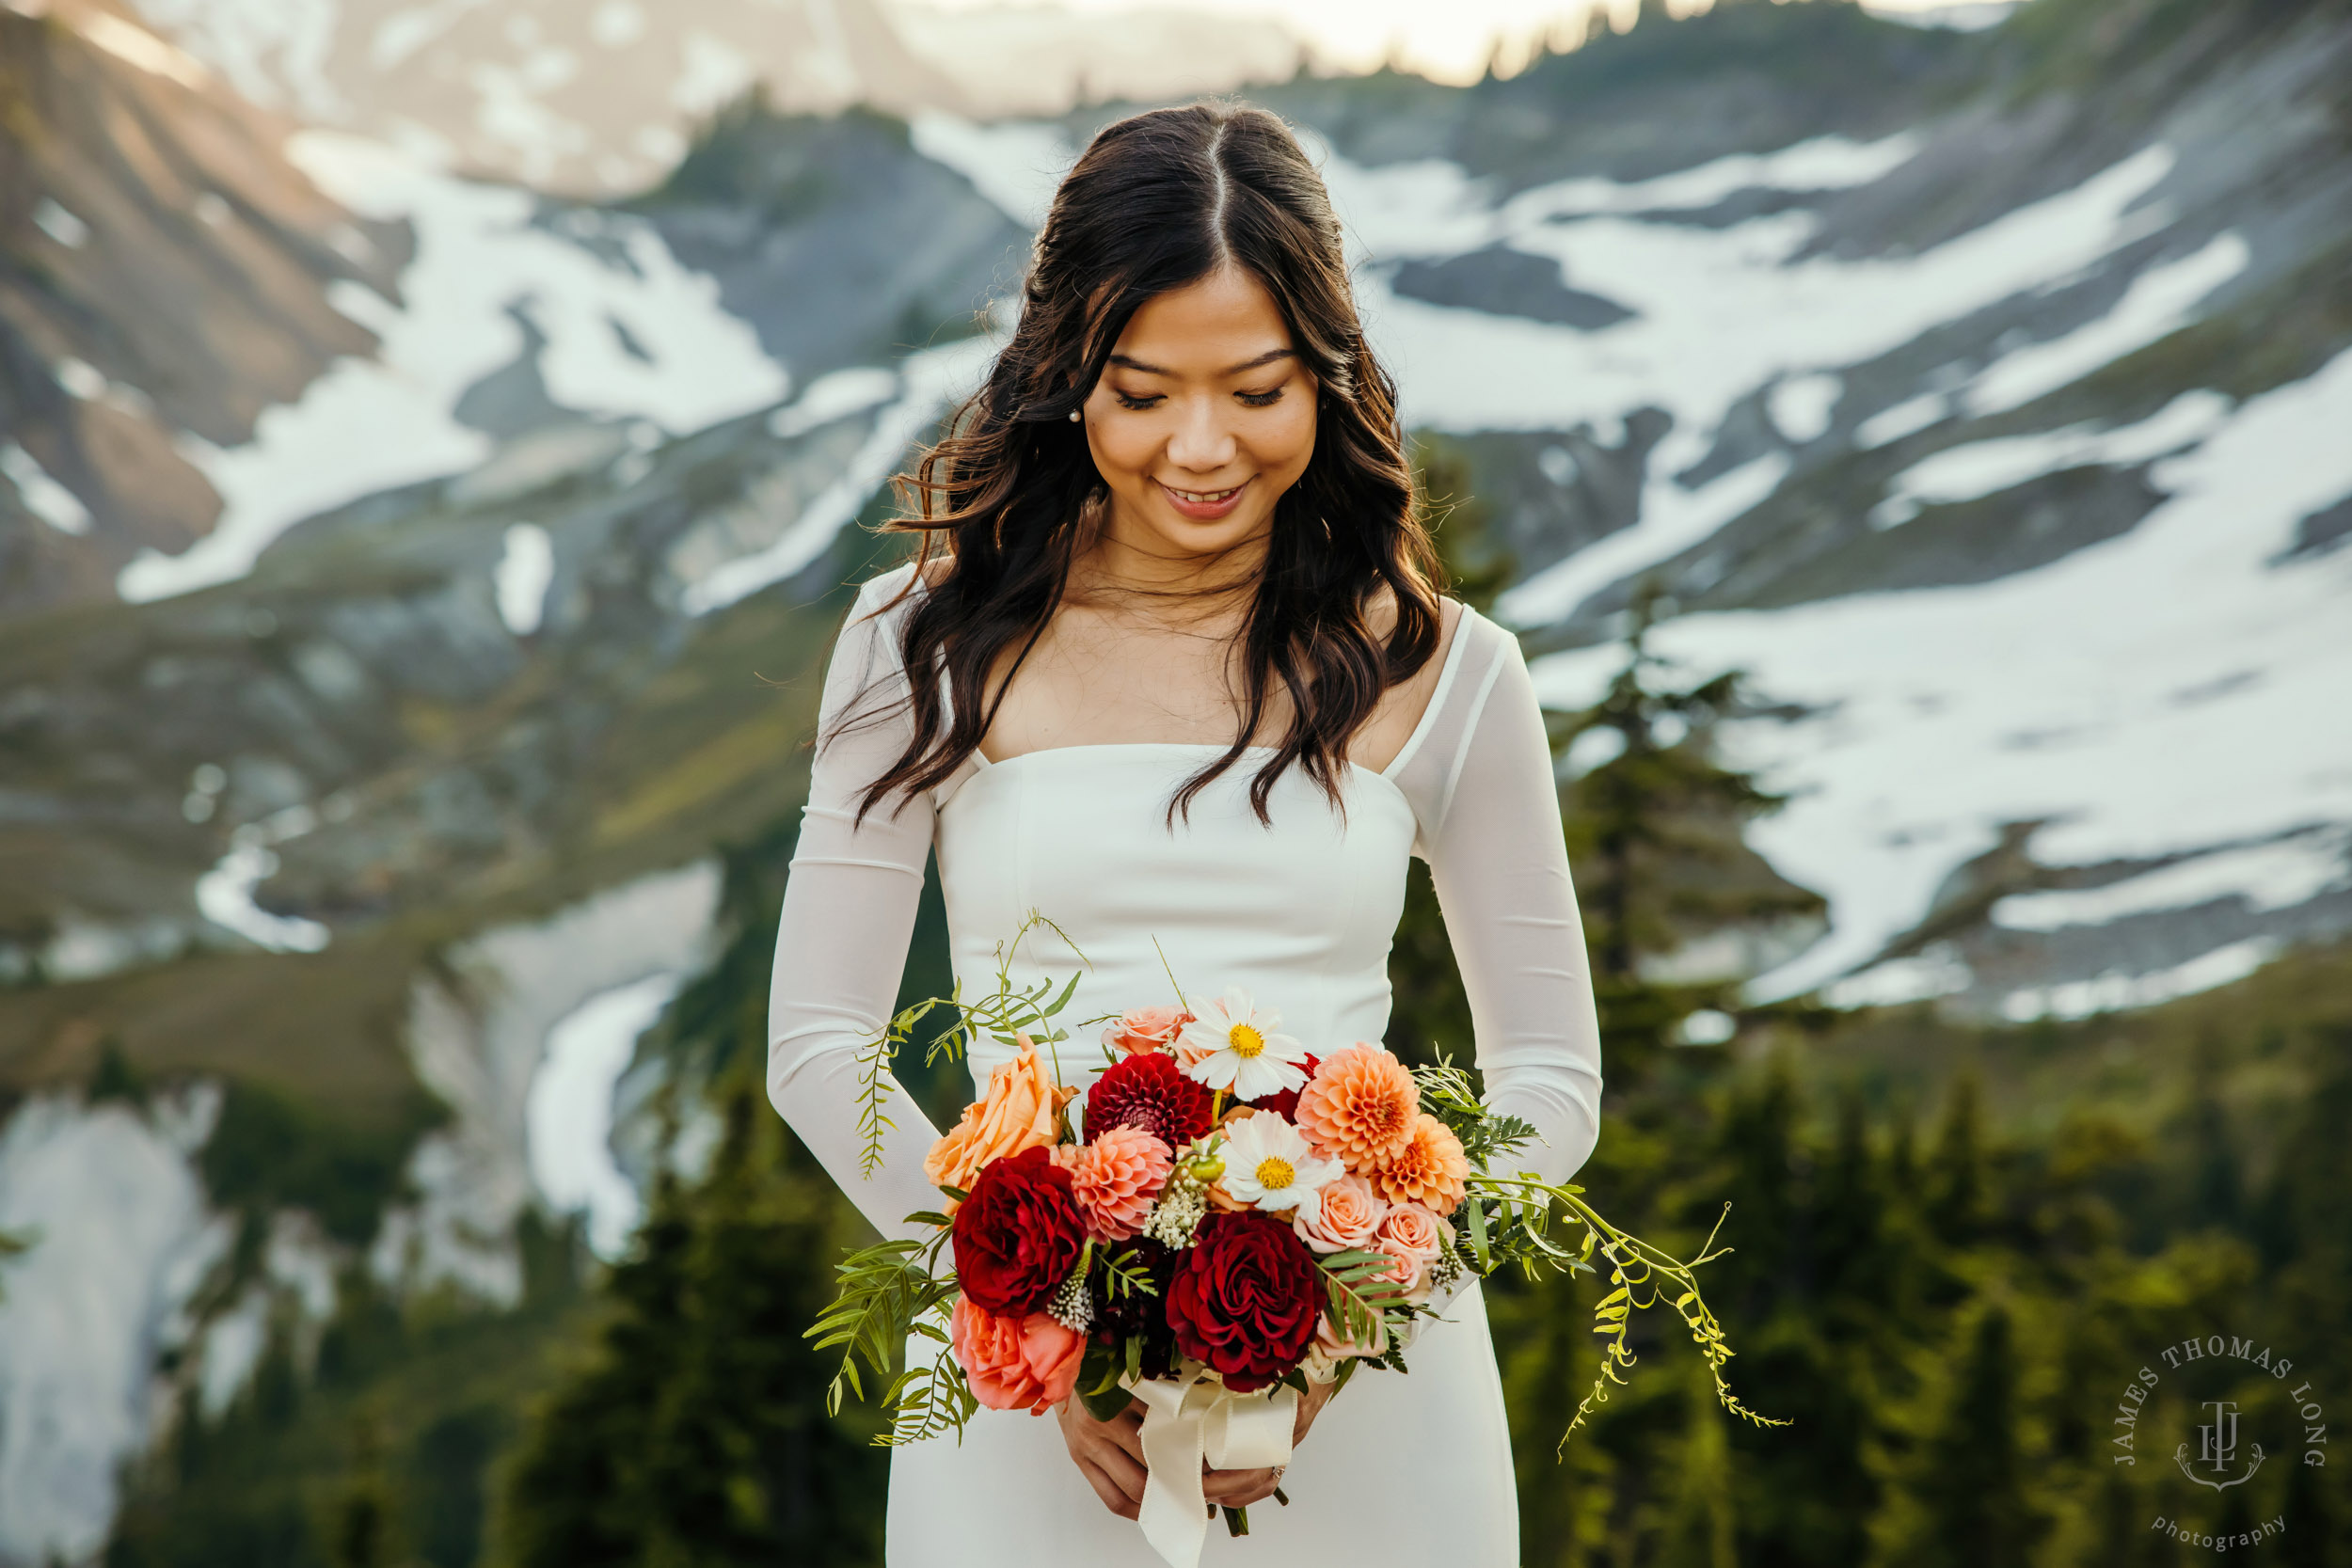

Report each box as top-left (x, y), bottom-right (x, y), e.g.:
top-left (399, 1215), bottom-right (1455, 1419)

top-left (1104, 348), bottom-right (1295, 376)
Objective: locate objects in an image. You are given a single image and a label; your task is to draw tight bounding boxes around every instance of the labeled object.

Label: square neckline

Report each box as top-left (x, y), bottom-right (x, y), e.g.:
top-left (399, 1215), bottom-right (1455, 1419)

top-left (967, 597), bottom-right (1478, 782)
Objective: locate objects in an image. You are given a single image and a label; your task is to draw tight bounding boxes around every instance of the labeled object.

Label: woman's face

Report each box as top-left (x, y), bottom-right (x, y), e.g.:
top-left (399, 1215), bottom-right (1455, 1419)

top-left (1081, 263), bottom-right (1318, 570)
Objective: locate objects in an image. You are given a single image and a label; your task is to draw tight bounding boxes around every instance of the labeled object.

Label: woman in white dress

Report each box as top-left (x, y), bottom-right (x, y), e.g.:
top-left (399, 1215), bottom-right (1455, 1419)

top-left (767, 103), bottom-right (1603, 1565)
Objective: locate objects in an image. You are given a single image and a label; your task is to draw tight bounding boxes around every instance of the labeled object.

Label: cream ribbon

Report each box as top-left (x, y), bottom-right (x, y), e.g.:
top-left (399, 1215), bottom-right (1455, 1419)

top-left (1129, 1365), bottom-right (1297, 1568)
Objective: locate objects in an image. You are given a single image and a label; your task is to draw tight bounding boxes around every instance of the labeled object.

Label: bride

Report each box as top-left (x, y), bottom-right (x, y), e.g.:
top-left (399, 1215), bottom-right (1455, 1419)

top-left (767, 101), bottom-right (1602, 1565)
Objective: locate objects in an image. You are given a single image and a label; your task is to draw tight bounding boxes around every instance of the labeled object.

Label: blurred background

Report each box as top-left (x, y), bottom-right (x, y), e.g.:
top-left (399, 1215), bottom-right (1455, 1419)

top-left (2, 0), bottom-right (2349, 1562)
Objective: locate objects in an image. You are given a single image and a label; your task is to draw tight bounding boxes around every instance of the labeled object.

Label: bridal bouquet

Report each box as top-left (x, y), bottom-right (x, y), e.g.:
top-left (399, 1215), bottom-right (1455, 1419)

top-left (811, 922), bottom-right (1773, 1566)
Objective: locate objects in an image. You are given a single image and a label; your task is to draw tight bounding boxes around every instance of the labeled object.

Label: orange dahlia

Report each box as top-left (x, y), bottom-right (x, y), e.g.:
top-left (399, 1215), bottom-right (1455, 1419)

top-left (1060, 1126), bottom-right (1174, 1242)
top-left (1294, 1046), bottom-right (1419, 1172)
top-left (1368, 1113), bottom-right (1470, 1215)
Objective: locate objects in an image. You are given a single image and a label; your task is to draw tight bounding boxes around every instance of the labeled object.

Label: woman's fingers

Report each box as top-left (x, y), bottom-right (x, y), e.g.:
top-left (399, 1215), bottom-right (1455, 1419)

top-left (1200, 1465), bottom-right (1277, 1506)
top-left (1074, 1456), bottom-right (1142, 1520)
top-left (1089, 1433), bottom-right (1150, 1503)
top-left (1099, 1406), bottom-right (1148, 1465)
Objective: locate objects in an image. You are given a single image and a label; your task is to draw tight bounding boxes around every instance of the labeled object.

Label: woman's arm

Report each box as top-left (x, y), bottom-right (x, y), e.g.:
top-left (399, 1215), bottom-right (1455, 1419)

top-left (766, 575), bottom-right (947, 1243)
top-left (1422, 629), bottom-right (1604, 1188)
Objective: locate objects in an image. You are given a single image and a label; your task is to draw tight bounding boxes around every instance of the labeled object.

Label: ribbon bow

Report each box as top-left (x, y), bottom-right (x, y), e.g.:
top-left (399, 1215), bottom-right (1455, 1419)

top-left (1128, 1366), bottom-right (1297, 1568)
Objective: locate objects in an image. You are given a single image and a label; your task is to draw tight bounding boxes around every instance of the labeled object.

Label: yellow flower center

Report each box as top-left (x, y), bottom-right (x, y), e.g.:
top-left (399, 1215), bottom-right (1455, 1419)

top-left (1256, 1157), bottom-right (1295, 1191)
top-left (1229, 1023), bottom-right (1265, 1058)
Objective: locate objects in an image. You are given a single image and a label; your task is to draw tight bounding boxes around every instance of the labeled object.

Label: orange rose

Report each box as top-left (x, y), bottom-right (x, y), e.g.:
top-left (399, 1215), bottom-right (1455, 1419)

top-left (1102, 1006), bottom-right (1191, 1055)
top-left (925, 1036), bottom-right (1074, 1192)
top-left (949, 1296), bottom-right (1086, 1414)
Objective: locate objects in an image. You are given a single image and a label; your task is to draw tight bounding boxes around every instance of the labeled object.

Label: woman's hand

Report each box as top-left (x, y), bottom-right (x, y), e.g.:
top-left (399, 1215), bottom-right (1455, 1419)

top-left (1200, 1377), bottom-right (1335, 1510)
top-left (1057, 1397), bottom-right (1150, 1520)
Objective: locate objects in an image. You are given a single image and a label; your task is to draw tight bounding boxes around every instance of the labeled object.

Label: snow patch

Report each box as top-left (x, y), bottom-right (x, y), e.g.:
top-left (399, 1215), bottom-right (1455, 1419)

top-left (527, 974), bottom-right (682, 1259)
top-left (1993, 831), bottom-right (2352, 931)
top-left (494, 521), bottom-right (554, 636)
top-left (683, 336), bottom-right (997, 615)
top-left (195, 808), bottom-right (330, 954)
top-left (0, 440), bottom-right (93, 534)
top-left (1769, 372), bottom-right (1844, 444)
top-left (1963, 232), bottom-right (2249, 418)
top-left (1529, 344), bottom-right (2352, 1002)
top-left (371, 863), bottom-right (720, 1302)
top-left (118, 132), bottom-right (787, 603)
top-left (0, 1085), bottom-right (230, 1568)
top-left (31, 198), bottom-right (89, 248)
top-left (2001, 938), bottom-right (2280, 1022)
top-left (1870, 389), bottom-right (2233, 529)
top-left (911, 112), bottom-right (1075, 230)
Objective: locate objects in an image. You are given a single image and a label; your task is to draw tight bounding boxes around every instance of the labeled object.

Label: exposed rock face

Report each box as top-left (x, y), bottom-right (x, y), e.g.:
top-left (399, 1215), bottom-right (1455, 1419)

top-left (0, 0), bottom-right (404, 613)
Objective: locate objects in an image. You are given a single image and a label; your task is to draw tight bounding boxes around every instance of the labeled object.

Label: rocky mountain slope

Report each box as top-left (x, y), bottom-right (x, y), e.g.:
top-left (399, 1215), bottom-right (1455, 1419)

top-left (0, 0), bottom-right (405, 611)
top-left (2, 1), bottom-right (2350, 1561)
top-left (121, 0), bottom-right (1303, 195)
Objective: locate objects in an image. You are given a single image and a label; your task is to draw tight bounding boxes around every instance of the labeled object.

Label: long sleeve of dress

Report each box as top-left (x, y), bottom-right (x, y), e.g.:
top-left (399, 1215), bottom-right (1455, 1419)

top-left (1411, 614), bottom-right (1605, 1189)
top-left (766, 569), bottom-right (946, 1243)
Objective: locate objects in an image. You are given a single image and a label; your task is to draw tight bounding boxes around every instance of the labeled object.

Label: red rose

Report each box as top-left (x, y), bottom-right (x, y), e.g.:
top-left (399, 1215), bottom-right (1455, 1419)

top-left (1086, 1051), bottom-right (1215, 1149)
top-left (952, 1145), bottom-right (1086, 1317)
top-left (1243, 1053), bottom-right (1319, 1122)
top-left (1163, 1210), bottom-right (1324, 1392)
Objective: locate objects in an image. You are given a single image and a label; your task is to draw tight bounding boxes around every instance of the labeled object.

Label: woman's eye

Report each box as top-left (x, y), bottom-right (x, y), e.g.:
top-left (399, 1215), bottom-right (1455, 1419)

top-left (1114, 391), bottom-right (1163, 410)
top-left (1236, 388), bottom-right (1285, 407)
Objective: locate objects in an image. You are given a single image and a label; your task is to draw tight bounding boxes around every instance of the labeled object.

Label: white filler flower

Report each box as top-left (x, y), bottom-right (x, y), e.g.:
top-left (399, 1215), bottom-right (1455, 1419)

top-left (1218, 1112), bottom-right (1343, 1213)
top-left (1178, 988), bottom-right (1311, 1101)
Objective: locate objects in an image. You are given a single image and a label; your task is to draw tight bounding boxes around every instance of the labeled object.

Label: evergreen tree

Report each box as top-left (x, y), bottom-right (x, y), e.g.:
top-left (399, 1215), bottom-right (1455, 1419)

top-left (327, 1417), bottom-right (396, 1568)
top-left (498, 1073), bottom-right (885, 1568)
top-left (1550, 581), bottom-right (1820, 1076)
top-left (1877, 1303), bottom-right (2043, 1568)
top-left (1923, 1073), bottom-right (1987, 1247)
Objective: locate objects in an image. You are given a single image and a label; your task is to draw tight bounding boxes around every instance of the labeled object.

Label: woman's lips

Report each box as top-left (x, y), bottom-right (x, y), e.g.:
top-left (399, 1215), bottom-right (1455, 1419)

top-left (1155, 477), bottom-right (1249, 521)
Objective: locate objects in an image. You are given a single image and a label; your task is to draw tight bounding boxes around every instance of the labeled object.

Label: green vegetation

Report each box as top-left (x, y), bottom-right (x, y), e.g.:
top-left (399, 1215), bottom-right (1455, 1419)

top-left (199, 1077), bottom-right (448, 1248)
top-left (107, 1216), bottom-right (590, 1568)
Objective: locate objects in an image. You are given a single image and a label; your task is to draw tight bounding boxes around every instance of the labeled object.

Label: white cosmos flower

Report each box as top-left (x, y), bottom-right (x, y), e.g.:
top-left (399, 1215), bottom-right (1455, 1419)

top-left (1218, 1112), bottom-right (1343, 1213)
top-left (1178, 988), bottom-right (1311, 1102)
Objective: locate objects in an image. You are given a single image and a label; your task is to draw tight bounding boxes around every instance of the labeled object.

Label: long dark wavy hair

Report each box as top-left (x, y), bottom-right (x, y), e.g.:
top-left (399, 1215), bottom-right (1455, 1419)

top-left (846, 100), bottom-right (1444, 824)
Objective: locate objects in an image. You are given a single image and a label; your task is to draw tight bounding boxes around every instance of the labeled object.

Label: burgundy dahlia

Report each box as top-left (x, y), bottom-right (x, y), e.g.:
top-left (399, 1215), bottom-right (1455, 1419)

top-left (1085, 1051), bottom-right (1215, 1149)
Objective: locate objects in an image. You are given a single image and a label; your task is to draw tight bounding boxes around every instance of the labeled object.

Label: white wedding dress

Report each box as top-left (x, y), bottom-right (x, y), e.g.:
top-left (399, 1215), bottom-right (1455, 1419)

top-left (768, 562), bottom-right (1603, 1566)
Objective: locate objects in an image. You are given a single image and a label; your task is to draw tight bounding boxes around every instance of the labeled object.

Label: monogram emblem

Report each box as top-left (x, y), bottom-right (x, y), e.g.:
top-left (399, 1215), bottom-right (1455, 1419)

top-left (2174, 1400), bottom-right (2265, 1492)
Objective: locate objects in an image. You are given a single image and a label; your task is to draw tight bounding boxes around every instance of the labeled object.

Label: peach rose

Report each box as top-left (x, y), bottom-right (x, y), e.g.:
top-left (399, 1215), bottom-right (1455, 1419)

top-left (1372, 1239), bottom-right (1433, 1307)
top-left (1102, 1006), bottom-right (1191, 1056)
top-left (1293, 1173), bottom-right (1388, 1255)
top-left (950, 1296), bottom-right (1085, 1414)
top-left (1376, 1201), bottom-right (1448, 1264)
top-left (925, 1036), bottom-right (1074, 1193)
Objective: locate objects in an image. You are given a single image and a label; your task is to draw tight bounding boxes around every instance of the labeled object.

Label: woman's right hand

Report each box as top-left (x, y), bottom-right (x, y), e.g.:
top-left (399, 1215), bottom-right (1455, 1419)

top-left (1057, 1397), bottom-right (1149, 1520)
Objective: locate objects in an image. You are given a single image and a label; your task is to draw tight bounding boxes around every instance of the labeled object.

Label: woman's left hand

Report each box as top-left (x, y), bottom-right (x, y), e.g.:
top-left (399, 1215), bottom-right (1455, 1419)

top-left (1199, 1377), bottom-right (1335, 1510)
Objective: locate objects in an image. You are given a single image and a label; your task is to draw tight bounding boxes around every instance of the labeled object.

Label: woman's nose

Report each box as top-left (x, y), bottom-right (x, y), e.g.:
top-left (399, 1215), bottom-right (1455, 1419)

top-left (1165, 395), bottom-right (1237, 471)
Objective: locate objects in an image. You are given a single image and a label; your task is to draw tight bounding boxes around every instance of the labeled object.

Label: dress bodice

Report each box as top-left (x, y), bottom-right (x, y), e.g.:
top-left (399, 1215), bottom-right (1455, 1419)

top-left (766, 562), bottom-right (1602, 1246)
top-left (937, 744), bottom-right (1421, 1089)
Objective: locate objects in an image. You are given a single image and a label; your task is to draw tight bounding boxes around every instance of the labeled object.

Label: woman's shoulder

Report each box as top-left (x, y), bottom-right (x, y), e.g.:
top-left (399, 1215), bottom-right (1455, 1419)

top-left (847, 555), bottom-right (953, 624)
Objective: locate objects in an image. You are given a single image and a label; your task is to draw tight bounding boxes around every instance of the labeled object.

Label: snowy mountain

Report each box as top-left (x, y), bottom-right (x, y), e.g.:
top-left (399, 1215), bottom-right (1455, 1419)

top-left (120, 0), bottom-right (1303, 194)
top-left (4, 1), bottom-right (2352, 1559)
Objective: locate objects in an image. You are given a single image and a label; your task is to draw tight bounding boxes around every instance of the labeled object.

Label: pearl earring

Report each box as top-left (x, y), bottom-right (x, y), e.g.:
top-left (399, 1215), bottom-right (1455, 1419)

top-left (1068, 409), bottom-right (1081, 422)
